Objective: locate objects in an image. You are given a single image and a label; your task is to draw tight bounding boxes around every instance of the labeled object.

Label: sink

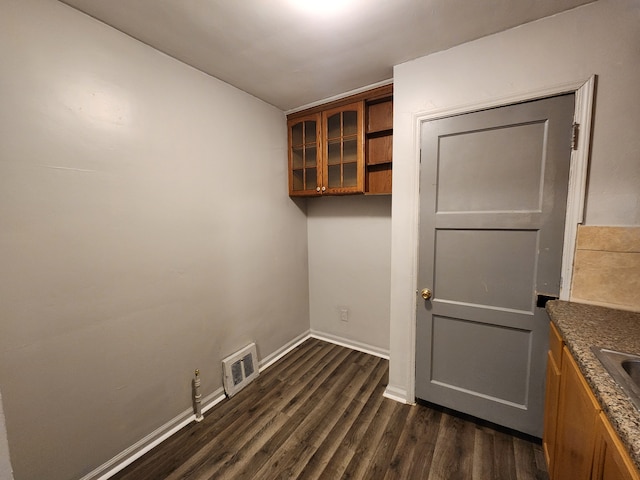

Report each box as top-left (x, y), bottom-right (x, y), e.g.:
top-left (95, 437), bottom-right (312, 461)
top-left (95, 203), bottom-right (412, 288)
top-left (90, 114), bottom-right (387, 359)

top-left (591, 347), bottom-right (640, 412)
top-left (622, 360), bottom-right (640, 385)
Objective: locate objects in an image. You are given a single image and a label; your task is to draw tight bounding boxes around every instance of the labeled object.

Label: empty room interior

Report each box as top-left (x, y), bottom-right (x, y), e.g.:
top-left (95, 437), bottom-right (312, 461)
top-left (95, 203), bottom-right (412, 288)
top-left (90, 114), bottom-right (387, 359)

top-left (1, 0), bottom-right (640, 479)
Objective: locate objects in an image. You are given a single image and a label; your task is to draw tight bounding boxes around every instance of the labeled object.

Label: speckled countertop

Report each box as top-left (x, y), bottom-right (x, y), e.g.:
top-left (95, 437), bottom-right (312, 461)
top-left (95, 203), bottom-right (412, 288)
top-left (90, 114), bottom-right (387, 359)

top-left (546, 300), bottom-right (640, 471)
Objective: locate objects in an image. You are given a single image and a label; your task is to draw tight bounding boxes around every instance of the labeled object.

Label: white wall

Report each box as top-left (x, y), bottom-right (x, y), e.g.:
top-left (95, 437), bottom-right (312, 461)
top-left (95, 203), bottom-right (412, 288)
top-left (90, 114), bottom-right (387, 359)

top-left (307, 195), bottom-right (391, 355)
top-left (0, 1), bottom-right (309, 479)
top-left (389, 0), bottom-right (640, 400)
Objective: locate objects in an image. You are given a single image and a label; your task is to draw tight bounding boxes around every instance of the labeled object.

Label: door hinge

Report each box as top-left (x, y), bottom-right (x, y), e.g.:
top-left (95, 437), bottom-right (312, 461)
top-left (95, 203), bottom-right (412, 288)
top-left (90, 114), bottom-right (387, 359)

top-left (571, 123), bottom-right (580, 150)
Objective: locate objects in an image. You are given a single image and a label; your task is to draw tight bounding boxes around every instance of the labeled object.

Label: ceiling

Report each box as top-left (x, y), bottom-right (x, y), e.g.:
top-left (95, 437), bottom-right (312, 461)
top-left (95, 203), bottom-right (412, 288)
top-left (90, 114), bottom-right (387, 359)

top-left (59, 0), bottom-right (595, 111)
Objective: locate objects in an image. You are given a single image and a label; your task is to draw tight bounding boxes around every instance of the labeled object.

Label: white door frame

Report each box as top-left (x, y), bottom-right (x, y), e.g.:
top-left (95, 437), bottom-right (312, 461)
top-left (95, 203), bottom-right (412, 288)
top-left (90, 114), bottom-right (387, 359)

top-left (384, 75), bottom-right (595, 404)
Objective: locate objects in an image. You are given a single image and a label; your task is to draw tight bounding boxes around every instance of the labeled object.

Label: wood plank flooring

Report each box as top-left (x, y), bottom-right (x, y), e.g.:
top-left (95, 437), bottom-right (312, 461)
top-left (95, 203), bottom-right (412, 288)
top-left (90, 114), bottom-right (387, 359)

top-left (111, 339), bottom-right (549, 480)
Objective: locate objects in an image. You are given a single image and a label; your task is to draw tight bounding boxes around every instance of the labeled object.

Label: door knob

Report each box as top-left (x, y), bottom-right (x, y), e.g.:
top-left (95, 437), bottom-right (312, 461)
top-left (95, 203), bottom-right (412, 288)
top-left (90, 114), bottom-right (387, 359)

top-left (421, 288), bottom-right (433, 300)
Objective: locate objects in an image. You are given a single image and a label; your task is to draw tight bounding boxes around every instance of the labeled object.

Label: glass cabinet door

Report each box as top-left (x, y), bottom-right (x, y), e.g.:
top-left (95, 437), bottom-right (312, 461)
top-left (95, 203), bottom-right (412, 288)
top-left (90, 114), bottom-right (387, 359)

top-left (288, 113), bottom-right (321, 196)
top-left (322, 101), bottom-right (364, 194)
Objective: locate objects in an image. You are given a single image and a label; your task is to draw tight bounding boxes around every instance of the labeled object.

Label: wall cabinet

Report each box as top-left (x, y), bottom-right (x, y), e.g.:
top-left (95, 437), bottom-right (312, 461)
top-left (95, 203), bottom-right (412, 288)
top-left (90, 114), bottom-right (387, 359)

top-left (288, 103), bottom-right (363, 196)
top-left (544, 324), bottom-right (640, 480)
top-left (287, 84), bottom-right (392, 196)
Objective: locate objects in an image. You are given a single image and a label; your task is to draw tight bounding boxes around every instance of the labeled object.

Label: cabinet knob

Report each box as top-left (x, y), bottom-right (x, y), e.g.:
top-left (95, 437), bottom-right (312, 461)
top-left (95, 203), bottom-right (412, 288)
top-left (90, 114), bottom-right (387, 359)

top-left (321, 186), bottom-right (326, 192)
top-left (316, 187), bottom-right (321, 192)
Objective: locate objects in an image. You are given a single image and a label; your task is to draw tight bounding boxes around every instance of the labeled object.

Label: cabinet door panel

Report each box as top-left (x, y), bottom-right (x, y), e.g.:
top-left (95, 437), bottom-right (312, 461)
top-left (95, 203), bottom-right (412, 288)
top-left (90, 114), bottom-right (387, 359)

top-left (593, 412), bottom-right (640, 480)
top-left (549, 322), bottom-right (564, 368)
top-left (554, 346), bottom-right (600, 480)
top-left (322, 102), bottom-right (364, 194)
top-left (288, 114), bottom-right (321, 196)
top-left (543, 349), bottom-right (561, 475)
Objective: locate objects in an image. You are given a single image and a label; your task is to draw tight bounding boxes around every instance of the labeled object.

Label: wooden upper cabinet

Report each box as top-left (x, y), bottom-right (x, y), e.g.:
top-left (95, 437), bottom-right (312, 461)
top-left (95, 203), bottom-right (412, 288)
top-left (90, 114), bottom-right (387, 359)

top-left (322, 102), bottom-right (364, 195)
top-left (287, 84), bottom-right (392, 197)
top-left (288, 113), bottom-right (322, 196)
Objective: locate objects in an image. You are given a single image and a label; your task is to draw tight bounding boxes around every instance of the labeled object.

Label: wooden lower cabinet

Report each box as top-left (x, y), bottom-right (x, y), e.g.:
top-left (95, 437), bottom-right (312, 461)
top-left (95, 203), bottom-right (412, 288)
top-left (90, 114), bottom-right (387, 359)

top-left (543, 323), bottom-right (563, 473)
top-left (553, 346), bottom-right (600, 480)
top-left (545, 324), bottom-right (640, 480)
top-left (593, 413), bottom-right (640, 480)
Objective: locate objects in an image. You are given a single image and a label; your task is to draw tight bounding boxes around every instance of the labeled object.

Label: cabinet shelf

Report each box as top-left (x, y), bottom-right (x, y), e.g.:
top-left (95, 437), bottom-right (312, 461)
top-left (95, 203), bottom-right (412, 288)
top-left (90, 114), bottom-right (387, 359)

top-left (366, 134), bottom-right (392, 166)
top-left (365, 163), bottom-right (392, 194)
top-left (364, 94), bottom-right (393, 194)
top-left (367, 99), bottom-right (393, 134)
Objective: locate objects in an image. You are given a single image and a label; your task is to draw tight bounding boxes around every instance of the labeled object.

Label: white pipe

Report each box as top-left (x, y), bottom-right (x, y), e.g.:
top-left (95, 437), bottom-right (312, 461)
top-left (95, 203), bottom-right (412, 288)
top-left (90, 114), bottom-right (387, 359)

top-left (194, 369), bottom-right (203, 422)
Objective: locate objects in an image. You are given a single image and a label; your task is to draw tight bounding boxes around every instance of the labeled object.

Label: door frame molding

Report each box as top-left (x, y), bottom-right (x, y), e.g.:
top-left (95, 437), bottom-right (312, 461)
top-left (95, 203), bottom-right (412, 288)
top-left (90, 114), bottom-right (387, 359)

top-left (385, 75), bottom-right (596, 404)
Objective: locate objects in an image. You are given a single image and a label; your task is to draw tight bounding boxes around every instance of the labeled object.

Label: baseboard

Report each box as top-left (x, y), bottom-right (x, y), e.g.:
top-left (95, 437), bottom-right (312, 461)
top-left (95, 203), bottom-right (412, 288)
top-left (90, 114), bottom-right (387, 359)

top-left (80, 387), bottom-right (226, 480)
top-left (81, 331), bottom-right (311, 480)
top-left (81, 329), bottom-right (386, 480)
top-left (259, 330), bottom-right (311, 372)
top-left (309, 330), bottom-right (390, 359)
top-left (383, 385), bottom-right (414, 405)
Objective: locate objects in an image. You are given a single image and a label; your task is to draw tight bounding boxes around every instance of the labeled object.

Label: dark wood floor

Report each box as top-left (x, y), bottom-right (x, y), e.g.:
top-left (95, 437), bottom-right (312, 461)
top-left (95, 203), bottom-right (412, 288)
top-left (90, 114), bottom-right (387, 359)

top-left (112, 338), bottom-right (549, 480)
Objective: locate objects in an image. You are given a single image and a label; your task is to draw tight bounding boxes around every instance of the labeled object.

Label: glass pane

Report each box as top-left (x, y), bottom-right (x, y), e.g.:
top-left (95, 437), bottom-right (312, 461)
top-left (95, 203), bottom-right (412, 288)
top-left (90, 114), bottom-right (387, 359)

top-left (327, 113), bottom-right (341, 139)
top-left (343, 110), bottom-right (357, 136)
top-left (291, 123), bottom-right (303, 146)
top-left (304, 121), bottom-right (316, 144)
top-left (292, 147), bottom-right (303, 169)
top-left (328, 164), bottom-right (341, 188)
top-left (343, 162), bottom-right (357, 187)
top-left (305, 167), bottom-right (317, 190)
top-left (327, 140), bottom-right (341, 165)
top-left (343, 139), bottom-right (357, 164)
top-left (292, 169), bottom-right (303, 191)
top-left (306, 146), bottom-right (316, 167)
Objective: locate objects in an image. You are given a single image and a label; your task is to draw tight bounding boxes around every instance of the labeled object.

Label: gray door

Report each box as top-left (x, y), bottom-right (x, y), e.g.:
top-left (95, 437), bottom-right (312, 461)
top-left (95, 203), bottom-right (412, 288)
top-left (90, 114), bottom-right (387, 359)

top-left (415, 94), bottom-right (575, 437)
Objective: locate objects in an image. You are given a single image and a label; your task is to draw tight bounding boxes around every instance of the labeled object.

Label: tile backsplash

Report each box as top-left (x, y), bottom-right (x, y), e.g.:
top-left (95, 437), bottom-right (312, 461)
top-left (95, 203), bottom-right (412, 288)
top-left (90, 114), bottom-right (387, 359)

top-left (571, 226), bottom-right (640, 312)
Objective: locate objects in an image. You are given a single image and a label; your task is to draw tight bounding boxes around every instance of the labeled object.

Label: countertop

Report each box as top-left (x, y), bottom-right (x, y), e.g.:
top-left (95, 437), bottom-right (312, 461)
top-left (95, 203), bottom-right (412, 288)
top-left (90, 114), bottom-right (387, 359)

top-left (546, 300), bottom-right (640, 471)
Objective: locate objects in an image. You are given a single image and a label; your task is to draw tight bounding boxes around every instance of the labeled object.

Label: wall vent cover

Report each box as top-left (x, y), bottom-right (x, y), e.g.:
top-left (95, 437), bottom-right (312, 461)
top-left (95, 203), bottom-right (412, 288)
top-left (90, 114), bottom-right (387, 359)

top-left (222, 343), bottom-right (259, 397)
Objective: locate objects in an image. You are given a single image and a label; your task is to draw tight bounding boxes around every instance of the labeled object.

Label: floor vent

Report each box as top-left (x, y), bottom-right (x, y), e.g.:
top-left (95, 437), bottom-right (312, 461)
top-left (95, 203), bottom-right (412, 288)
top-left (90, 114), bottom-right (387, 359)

top-left (222, 343), bottom-right (259, 397)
